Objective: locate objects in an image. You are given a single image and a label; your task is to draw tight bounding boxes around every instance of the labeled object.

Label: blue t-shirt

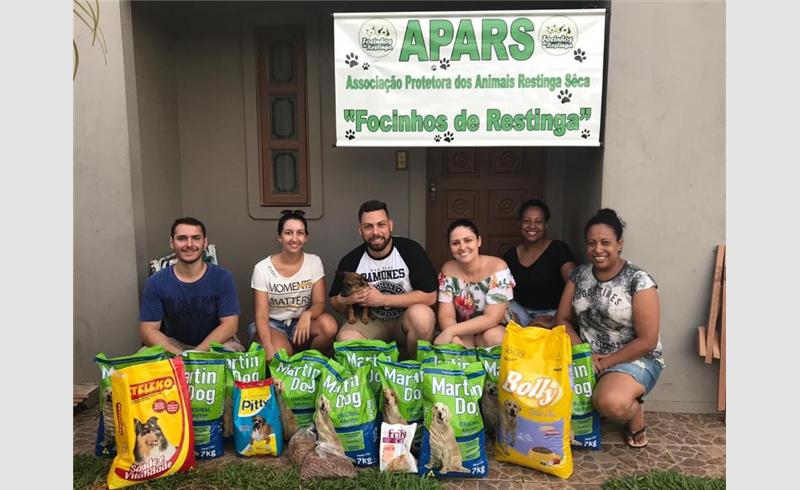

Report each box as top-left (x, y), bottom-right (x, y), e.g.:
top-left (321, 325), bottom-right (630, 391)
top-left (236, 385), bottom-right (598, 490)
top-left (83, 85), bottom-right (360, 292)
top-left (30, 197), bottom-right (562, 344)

top-left (139, 264), bottom-right (240, 346)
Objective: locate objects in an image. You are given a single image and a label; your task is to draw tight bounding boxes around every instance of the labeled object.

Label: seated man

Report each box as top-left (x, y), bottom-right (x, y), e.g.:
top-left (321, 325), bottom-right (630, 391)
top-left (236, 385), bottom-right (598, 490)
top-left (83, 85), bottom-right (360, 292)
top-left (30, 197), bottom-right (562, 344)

top-left (140, 217), bottom-right (244, 355)
top-left (329, 200), bottom-right (437, 361)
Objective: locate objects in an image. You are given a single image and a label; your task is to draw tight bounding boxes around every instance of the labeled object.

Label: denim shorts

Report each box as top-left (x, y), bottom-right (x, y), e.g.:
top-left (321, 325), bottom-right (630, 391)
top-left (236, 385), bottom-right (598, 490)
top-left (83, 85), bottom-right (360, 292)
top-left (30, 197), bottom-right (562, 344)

top-left (506, 299), bottom-right (557, 326)
top-left (599, 356), bottom-right (663, 397)
top-left (247, 317), bottom-right (300, 342)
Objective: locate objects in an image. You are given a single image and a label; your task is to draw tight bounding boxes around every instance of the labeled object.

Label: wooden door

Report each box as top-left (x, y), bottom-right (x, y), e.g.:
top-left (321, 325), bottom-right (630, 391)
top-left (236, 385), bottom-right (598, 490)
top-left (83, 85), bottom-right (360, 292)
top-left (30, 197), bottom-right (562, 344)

top-left (425, 148), bottom-right (547, 272)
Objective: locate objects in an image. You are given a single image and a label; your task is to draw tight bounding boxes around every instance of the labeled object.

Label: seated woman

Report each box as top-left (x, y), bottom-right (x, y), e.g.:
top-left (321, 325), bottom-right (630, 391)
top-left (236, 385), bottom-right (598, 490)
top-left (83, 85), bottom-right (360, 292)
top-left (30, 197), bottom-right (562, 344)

top-left (554, 209), bottom-right (664, 449)
top-left (248, 210), bottom-right (338, 361)
top-left (503, 199), bottom-right (576, 328)
top-left (436, 219), bottom-right (515, 348)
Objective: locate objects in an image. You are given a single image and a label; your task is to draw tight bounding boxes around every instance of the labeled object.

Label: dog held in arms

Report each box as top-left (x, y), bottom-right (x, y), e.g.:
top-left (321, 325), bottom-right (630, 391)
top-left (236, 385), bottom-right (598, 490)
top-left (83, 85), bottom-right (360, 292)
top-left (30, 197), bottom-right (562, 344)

top-left (336, 271), bottom-right (371, 324)
top-left (134, 416), bottom-right (177, 464)
top-left (426, 403), bottom-right (469, 474)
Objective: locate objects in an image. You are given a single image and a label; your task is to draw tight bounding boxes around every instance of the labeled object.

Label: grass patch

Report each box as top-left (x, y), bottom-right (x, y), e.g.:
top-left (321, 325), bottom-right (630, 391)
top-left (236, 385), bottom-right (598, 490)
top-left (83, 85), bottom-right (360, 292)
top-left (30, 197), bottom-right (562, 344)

top-left (73, 454), bottom-right (443, 490)
top-left (601, 470), bottom-right (725, 490)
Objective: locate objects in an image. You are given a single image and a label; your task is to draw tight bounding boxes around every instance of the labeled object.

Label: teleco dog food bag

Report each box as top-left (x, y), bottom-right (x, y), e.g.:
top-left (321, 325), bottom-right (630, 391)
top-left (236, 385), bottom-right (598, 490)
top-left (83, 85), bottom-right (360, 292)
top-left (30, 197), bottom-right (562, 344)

top-left (418, 361), bottom-right (488, 479)
top-left (495, 322), bottom-right (574, 479)
top-left (94, 346), bottom-right (167, 457)
top-left (182, 350), bottom-right (227, 459)
top-left (334, 339), bottom-right (399, 411)
top-left (570, 343), bottom-right (601, 450)
top-left (316, 359), bottom-right (378, 466)
top-left (232, 379), bottom-right (283, 457)
top-left (475, 345), bottom-right (502, 439)
top-left (417, 341), bottom-right (479, 369)
top-left (210, 342), bottom-right (267, 442)
top-left (106, 357), bottom-right (196, 489)
top-left (270, 349), bottom-right (330, 440)
top-left (376, 355), bottom-right (424, 448)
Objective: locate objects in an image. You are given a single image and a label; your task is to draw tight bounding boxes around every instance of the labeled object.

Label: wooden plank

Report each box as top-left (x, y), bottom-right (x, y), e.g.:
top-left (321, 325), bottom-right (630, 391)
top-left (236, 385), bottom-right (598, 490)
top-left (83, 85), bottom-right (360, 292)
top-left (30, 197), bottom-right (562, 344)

top-left (73, 383), bottom-right (100, 410)
top-left (717, 254), bottom-right (726, 411)
top-left (698, 326), bottom-right (707, 357)
top-left (74, 383), bottom-right (99, 397)
top-left (705, 245), bottom-right (725, 363)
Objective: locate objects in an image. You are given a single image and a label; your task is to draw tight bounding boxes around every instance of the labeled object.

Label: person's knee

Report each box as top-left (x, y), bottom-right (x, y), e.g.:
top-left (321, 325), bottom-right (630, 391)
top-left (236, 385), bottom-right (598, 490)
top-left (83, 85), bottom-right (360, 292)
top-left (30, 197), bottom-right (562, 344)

top-left (405, 304), bottom-right (435, 338)
top-left (592, 393), bottom-right (632, 420)
top-left (336, 329), bottom-right (365, 342)
top-left (316, 314), bottom-right (338, 339)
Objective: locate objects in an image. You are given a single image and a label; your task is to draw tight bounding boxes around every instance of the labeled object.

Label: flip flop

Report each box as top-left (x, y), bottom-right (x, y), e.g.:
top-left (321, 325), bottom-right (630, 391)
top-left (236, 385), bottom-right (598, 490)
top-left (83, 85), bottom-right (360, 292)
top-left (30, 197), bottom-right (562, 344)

top-left (625, 425), bottom-right (648, 448)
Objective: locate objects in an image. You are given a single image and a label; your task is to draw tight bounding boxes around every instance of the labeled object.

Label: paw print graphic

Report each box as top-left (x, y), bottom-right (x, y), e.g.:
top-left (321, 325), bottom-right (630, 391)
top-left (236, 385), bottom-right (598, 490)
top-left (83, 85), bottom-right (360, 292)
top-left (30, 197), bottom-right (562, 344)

top-left (434, 134), bottom-right (442, 142)
top-left (574, 49), bottom-right (587, 62)
top-left (443, 131), bottom-right (454, 143)
top-left (345, 53), bottom-right (359, 67)
top-left (362, 62), bottom-right (370, 70)
top-left (345, 129), bottom-right (355, 140)
top-left (431, 64), bottom-right (438, 71)
top-left (581, 129), bottom-right (591, 139)
top-left (558, 89), bottom-right (572, 104)
top-left (439, 58), bottom-right (451, 70)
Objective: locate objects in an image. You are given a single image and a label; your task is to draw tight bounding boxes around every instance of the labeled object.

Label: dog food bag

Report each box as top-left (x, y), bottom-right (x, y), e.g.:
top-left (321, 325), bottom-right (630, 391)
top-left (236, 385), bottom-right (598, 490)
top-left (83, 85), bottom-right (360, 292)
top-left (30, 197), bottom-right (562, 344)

top-left (106, 357), bottom-right (196, 489)
top-left (316, 358), bottom-right (379, 466)
top-left (475, 345), bottom-right (502, 439)
top-left (181, 350), bottom-right (227, 459)
top-left (495, 322), bottom-right (574, 479)
top-left (210, 342), bottom-right (267, 441)
top-left (418, 361), bottom-right (488, 478)
top-left (232, 379), bottom-right (283, 457)
top-left (94, 346), bottom-right (167, 457)
top-left (376, 355), bottom-right (424, 447)
top-left (334, 339), bottom-right (399, 410)
top-left (570, 343), bottom-right (601, 450)
top-left (417, 340), bottom-right (479, 369)
top-left (270, 349), bottom-right (331, 441)
top-left (380, 422), bottom-right (418, 473)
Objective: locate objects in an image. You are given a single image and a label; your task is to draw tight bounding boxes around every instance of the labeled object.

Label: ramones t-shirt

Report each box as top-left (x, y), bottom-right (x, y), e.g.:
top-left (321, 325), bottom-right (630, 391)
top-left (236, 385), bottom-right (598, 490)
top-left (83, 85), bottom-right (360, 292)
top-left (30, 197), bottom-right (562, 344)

top-left (329, 236), bottom-right (438, 320)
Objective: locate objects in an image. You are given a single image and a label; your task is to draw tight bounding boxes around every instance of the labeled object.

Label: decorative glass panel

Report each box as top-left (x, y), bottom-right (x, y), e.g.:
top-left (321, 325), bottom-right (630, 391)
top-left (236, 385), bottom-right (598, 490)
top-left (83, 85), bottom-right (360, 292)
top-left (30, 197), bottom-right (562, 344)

top-left (273, 151), bottom-right (299, 194)
top-left (269, 41), bottom-right (294, 83)
top-left (270, 96), bottom-right (296, 140)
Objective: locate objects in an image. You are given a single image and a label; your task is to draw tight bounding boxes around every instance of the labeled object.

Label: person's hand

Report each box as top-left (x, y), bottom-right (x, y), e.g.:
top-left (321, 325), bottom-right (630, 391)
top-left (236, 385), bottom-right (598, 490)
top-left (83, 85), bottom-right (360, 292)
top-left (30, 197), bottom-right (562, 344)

top-left (592, 353), bottom-right (610, 374)
top-left (263, 342), bottom-right (277, 362)
top-left (435, 329), bottom-right (456, 345)
top-left (339, 287), bottom-right (370, 306)
top-left (360, 286), bottom-right (387, 307)
top-left (293, 312), bottom-right (312, 346)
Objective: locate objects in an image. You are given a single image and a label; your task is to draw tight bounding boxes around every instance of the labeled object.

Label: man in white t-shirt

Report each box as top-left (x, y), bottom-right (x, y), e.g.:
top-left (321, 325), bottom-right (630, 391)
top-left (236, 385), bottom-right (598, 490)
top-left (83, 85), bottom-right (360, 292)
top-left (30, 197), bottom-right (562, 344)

top-left (329, 200), bottom-right (437, 361)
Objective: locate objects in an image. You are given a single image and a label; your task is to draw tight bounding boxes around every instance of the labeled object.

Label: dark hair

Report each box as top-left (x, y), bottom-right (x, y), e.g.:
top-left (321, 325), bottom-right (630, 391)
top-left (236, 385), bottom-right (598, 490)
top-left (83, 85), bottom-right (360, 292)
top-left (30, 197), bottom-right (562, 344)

top-left (278, 209), bottom-right (308, 234)
top-left (584, 208), bottom-right (625, 240)
top-left (518, 199), bottom-right (551, 222)
top-left (358, 200), bottom-right (390, 222)
top-left (447, 219), bottom-right (480, 241)
top-left (171, 217), bottom-right (206, 238)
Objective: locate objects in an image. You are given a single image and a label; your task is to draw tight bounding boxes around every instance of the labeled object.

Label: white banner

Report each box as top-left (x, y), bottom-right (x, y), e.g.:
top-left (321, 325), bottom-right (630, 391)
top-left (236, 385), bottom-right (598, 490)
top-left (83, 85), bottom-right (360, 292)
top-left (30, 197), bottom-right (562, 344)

top-left (334, 10), bottom-right (606, 147)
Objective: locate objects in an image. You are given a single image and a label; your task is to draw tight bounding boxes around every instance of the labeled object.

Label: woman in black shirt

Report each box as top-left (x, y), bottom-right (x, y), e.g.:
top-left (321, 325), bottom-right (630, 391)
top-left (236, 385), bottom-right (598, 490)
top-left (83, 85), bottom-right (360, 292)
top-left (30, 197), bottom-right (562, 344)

top-left (503, 199), bottom-right (577, 327)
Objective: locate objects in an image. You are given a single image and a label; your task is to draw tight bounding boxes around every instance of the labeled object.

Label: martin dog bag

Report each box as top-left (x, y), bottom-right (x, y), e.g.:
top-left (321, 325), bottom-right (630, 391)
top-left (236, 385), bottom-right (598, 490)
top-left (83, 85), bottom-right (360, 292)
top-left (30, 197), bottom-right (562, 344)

top-left (419, 361), bottom-right (488, 479)
top-left (475, 345), bottom-right (502, 439)
top-left (182, 350), bottom-right (227, 459)
top-left (316, 359), bottom-right (378, 466)
top-left (495, 322), bottom-right (574, 479)
top-left (106, 357), bottom-right (196, 489)
top-left (210, 342), bottom-right (267, 442)
top-left (376, 355), bottom-right (424, 448)
top-left (270, 349), bottom-right (330, 441)
top-left (416, 341), bottom-right (478, 369)
top-left (94, 346), bottom-right (167, 457)
top-left (570, 343), bottom-right (601, 450)
top-left (233, 379), bottom-right (283, 457)
top-left (334, 339), bottom-right (399, 412)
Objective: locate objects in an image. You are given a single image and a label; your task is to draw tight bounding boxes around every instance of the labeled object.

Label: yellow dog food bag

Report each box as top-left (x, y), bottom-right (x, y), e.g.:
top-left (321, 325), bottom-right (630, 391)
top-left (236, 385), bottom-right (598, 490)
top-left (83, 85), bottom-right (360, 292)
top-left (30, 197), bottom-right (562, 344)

top-left (495, 322), bottom-right (574, 479)
top-left (107, 357), bottom-right (197, 489)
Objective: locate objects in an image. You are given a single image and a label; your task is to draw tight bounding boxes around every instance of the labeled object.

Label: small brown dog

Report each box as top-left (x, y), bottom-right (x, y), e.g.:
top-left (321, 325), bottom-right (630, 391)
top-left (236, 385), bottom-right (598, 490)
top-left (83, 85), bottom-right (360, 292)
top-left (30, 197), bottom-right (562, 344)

top-left (337, 271), bottom-right (371, 324)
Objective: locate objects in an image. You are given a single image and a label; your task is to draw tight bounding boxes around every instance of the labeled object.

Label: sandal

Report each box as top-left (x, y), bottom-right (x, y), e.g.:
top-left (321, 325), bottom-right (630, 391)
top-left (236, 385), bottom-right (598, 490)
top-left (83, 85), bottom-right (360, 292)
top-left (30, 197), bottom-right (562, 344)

top-left (625, 425), bottom-right (648, 448)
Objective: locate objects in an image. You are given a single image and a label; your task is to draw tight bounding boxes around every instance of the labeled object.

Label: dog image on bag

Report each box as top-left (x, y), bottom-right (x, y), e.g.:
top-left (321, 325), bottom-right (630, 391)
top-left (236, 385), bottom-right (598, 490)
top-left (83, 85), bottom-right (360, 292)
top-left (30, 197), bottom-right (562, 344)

top-left (498, 399), bottom-right (521, 455)
top-left (481, 380), bottom-right (499, 438)
top-left (383, 387), bottom-right (408, 425)
top-left (337, 271), bottom-right (371, 324)
top-left (315, 395), bottom-right (344, 452)
top-left (243, 415), bottom-right (274, 453)
top-left (134, 416), bottom-right (177, 464)
top-left (426, 403), bottom-right (469, 474)
top-left (273, 378), bottom-right (299, 441)
top-left (103, 387), bottom-right (116, 445)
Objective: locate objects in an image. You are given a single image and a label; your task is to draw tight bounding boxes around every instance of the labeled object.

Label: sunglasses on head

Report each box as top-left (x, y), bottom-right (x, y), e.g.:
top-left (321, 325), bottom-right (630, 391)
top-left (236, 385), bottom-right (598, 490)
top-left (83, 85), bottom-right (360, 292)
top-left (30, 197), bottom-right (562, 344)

top-left (280, 209), bottom-right (306, 217)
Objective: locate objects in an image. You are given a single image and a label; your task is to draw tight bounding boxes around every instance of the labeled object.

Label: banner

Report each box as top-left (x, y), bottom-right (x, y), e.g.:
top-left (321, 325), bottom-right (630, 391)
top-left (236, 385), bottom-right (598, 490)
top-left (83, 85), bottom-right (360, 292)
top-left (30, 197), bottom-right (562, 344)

top-left (334, 10), bottom-right (606, 147)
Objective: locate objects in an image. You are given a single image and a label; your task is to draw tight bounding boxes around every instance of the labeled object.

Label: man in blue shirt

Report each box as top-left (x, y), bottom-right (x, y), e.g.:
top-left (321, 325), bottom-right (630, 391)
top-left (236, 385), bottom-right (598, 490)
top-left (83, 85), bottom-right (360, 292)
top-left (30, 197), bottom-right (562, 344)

top-left (139, 217), bottom-right (243, 355)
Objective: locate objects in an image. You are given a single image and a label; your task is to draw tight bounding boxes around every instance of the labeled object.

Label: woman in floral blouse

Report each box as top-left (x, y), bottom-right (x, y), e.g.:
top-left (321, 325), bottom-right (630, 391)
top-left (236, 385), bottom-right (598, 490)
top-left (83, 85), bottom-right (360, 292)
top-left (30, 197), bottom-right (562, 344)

top-left (436, 219), bottom-right (516, 347)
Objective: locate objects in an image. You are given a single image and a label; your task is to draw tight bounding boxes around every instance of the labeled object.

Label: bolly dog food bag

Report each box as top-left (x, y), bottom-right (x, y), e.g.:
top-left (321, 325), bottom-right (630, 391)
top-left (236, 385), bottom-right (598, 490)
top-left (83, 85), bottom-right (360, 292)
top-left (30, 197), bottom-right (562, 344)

top-left (495, 322), bottom-right (573, 479)
top-left (270, 349), bottom-right (330, 441)
top-left (210, 342), bottom-right (267, 442)
top-left (233, 379), bottom-right (283, 457)
top-left (316, 359), bottom-right (378, 466)
top-left (376, 355), bottom-right (424, 448)
top-left (107, 357), bottom-right (196, 489)
top-left (334, 339), bottom-right (399, 411)
top-left (570, 343), bottom-right (601, 450)
top-left (94, 346), bottom-right (167, 457)
top-left (416, 341), bottom-right (479, 369)
top-left (418, 361), bottom-right (488, 479)
top-left (182, 350), bottom-right (227, 459)
top-left (475, 345), bottom-right (502, 440)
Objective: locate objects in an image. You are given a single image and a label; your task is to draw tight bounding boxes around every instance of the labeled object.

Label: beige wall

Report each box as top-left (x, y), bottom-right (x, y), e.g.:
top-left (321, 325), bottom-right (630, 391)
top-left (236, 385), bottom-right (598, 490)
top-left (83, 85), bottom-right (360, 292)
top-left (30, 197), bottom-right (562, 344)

top-left (602, 1), bottom-right (726, 412)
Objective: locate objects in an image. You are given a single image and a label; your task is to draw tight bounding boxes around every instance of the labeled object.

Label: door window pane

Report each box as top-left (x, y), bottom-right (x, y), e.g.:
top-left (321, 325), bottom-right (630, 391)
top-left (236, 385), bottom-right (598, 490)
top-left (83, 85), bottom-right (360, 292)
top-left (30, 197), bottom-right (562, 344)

top-left (273, 151), bottom-right (299, 194)
top-left (269, 41), bottom-right (294, 83)
top-left (270, 96), bottom-right (296, 140)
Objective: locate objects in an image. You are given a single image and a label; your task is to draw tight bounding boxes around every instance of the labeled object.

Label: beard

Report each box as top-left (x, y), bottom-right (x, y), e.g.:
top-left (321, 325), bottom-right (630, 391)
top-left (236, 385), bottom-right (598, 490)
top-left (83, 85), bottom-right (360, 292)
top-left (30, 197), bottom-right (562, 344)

top-left (364, 233), bottom-right (391, 253)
